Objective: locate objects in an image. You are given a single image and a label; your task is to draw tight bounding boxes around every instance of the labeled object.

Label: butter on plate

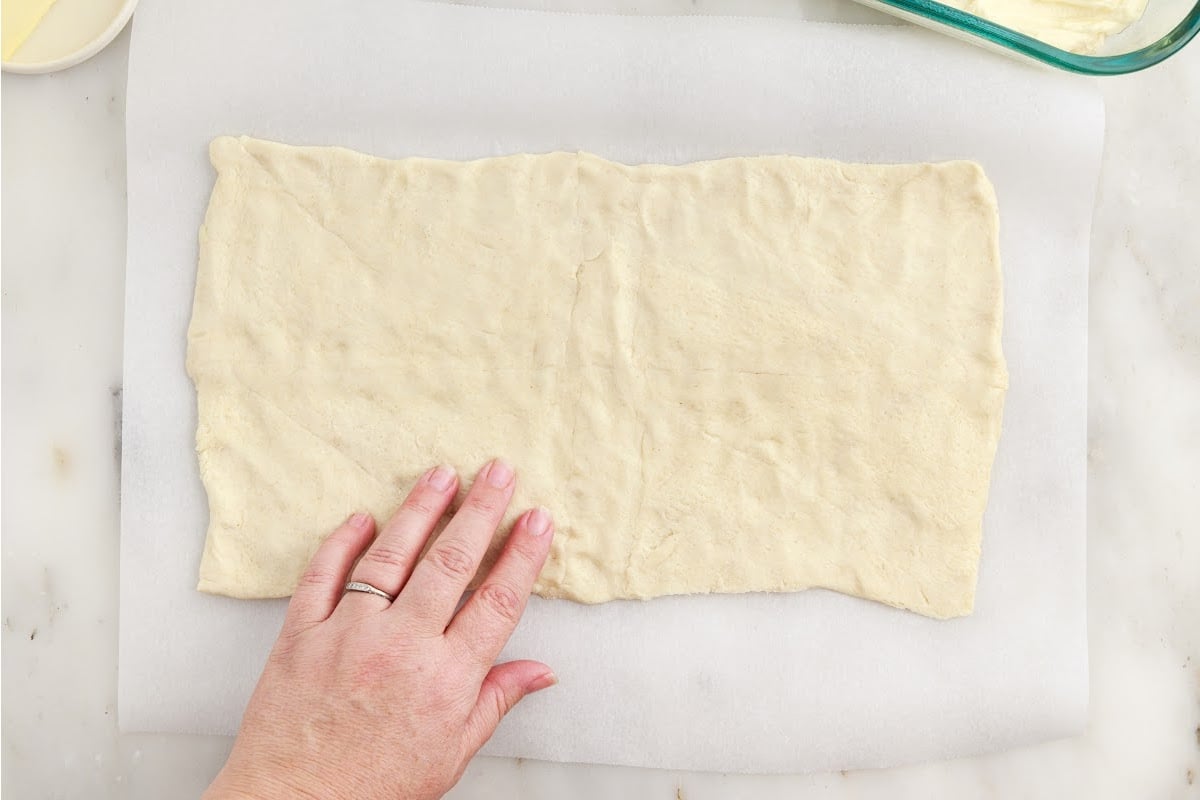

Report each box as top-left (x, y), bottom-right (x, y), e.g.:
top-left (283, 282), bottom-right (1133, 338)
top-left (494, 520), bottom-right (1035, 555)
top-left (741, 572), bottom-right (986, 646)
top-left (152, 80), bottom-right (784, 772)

top-left (2, 0), bottom-right (136, 73)
top-left (2, 0), bottom-right (59, 59)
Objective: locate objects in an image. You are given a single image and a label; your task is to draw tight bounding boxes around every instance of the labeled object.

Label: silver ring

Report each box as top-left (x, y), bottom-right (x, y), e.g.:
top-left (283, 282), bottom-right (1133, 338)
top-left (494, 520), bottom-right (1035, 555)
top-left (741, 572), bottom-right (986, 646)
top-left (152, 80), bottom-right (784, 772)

top-left (344, 580), bottom-right (396, 603)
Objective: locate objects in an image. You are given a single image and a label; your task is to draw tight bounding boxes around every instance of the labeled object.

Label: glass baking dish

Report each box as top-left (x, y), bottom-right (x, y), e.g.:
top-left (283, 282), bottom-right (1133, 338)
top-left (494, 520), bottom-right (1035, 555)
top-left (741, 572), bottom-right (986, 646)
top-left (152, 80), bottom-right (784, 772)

top-left (853, 0), bottom-right (1200, 73)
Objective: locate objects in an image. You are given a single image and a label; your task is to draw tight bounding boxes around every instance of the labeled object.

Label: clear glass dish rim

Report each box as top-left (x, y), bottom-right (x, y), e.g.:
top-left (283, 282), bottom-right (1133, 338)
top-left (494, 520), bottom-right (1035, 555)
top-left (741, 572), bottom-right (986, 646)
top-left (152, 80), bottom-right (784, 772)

top-left (876, 0), bottom-right (1200, 74)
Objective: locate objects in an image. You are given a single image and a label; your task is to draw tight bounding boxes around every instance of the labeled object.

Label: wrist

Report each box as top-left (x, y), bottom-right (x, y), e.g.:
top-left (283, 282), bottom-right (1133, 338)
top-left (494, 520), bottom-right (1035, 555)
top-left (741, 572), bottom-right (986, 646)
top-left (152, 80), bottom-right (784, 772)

top-left (203, 765), bottom-right (321, 800)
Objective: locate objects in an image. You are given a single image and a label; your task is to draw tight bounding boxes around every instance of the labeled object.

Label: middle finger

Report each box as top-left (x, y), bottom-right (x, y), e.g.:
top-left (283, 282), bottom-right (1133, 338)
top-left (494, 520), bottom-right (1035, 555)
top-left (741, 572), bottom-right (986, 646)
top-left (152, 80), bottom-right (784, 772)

top-left (392, 458), bottom-right (515, 634)
top-left (339, 464), bottom-right (459, 615)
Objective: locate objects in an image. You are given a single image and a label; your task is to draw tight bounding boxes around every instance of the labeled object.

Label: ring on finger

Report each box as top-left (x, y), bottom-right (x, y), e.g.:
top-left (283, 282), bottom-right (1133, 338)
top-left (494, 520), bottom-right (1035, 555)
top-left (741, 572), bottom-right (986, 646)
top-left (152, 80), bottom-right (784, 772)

top-left (343, 580), bottom-right (396, 603)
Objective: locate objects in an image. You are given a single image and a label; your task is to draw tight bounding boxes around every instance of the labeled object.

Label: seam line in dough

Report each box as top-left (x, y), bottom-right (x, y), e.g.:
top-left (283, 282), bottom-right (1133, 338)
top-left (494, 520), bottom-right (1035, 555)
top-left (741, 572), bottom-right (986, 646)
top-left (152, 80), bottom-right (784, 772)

top-left (235, 375), bottom-right (387, 488)
top-left (240, 141), bottom-right (384, 278)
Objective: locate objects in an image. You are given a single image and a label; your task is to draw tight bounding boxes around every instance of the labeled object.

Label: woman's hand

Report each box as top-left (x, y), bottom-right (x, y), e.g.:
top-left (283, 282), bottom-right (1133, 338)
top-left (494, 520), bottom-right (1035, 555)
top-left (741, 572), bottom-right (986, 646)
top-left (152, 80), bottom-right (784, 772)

top-left (204, 459), bottom-right (556, 800)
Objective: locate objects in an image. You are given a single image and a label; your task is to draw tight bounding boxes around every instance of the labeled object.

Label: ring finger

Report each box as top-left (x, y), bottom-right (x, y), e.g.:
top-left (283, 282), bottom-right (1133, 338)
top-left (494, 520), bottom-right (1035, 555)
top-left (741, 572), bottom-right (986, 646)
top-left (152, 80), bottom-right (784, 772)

top-left (339, 464), bottom-right (459, 613)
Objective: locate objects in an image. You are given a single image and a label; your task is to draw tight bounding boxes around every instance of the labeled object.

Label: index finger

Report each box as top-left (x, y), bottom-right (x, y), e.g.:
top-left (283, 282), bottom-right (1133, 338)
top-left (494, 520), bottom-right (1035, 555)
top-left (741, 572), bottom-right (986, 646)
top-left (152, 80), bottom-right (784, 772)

top-left (446, 506), bottom-right (554, 665)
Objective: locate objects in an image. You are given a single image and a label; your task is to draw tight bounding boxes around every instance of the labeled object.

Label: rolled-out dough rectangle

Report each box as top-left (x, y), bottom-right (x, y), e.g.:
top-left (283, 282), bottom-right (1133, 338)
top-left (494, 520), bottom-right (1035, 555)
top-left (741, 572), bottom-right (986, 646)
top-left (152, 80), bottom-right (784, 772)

top-left (190, 135), bottom-right (1006, 619)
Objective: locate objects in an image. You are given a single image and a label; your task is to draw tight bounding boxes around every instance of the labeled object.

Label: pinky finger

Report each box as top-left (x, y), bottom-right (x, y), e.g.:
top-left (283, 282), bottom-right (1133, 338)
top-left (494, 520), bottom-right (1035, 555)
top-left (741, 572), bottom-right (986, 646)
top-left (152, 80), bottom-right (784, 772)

top-left (285, 512), bottom-right (376, 633)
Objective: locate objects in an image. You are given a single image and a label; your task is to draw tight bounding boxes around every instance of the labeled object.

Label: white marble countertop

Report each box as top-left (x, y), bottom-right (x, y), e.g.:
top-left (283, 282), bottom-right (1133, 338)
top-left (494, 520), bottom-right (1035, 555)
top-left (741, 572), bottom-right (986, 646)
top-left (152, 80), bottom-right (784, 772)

top-left (2, 1), bottom-right (1197, 797)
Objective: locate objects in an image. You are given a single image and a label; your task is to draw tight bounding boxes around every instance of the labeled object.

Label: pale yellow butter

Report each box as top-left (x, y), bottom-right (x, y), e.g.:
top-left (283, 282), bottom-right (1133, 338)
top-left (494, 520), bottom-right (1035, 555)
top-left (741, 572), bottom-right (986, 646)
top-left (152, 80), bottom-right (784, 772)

top-left (2, 0), bottom-right (59, 59)
top-left (942, 0), bottom-right (1149, 53)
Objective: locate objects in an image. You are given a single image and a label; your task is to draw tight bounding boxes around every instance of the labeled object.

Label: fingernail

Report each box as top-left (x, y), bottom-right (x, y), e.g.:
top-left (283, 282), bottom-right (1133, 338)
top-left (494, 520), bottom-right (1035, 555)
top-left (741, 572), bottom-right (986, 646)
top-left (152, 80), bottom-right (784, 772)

top-left (526, 507), bottom-right (552, 537)
top-left (485, 458), bottom-right (514, 489)
top-left (426, 464), bottom-right (456, 492)
top-left (529, 670), bottom-right (558, 692)
top-left (349, 512), bottom-right (372, 530)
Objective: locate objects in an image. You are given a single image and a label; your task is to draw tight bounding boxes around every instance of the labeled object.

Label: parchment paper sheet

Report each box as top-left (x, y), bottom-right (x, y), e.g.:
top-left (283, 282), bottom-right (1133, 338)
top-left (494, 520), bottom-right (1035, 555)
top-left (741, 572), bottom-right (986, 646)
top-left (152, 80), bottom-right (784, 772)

top-left (120, 0), bottom-right (1100, 773)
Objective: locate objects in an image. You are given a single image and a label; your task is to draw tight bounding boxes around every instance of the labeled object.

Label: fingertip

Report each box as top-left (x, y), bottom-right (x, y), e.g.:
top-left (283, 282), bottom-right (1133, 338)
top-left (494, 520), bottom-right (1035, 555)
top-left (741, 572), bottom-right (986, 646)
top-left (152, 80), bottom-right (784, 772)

top-left (463, 659), bottom-right (555, 754)
top-left (525, 506), bottom-right (553, 538)
top-left (348, 511), bottom-right (375, 532)
top-left (528, 669), bottom-right (557, 693)
top-left (424, 464), bottom-right (457, 492)
top-left (482, 457), bottom-right (515, 489)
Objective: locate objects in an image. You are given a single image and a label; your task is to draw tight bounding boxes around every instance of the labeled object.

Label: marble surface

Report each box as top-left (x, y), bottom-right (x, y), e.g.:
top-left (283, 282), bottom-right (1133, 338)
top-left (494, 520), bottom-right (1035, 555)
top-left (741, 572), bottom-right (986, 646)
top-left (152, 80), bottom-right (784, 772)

top-left (1, 0), bottom-right (1197, 797)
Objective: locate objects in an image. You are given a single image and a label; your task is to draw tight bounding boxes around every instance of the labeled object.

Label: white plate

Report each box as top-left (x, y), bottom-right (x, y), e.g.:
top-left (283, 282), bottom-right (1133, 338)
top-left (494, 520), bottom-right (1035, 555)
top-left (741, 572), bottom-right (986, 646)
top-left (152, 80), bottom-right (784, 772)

top-left (2, 0), bottom-right (137, 74)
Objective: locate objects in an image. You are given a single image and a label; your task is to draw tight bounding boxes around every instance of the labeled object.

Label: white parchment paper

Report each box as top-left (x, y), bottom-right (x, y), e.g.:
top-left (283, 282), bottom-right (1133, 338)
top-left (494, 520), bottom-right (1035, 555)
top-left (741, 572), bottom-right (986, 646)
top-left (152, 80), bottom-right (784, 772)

top-left (119, 0), bottom-right (1101, 773)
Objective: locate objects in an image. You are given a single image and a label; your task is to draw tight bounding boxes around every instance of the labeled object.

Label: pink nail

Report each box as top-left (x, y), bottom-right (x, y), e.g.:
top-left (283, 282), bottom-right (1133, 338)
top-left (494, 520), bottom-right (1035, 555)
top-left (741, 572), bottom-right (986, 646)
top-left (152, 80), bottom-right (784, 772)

top-left (426, 464), bottom-right (456, 492)
top-left (526, 507), bottom-right (552, 537)
top-left (529, 670), bottom-right (558, 692)
top-left (349, 512), bottom-right (372, 530)
top-left (485, 458), bottom-right (514, 489)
